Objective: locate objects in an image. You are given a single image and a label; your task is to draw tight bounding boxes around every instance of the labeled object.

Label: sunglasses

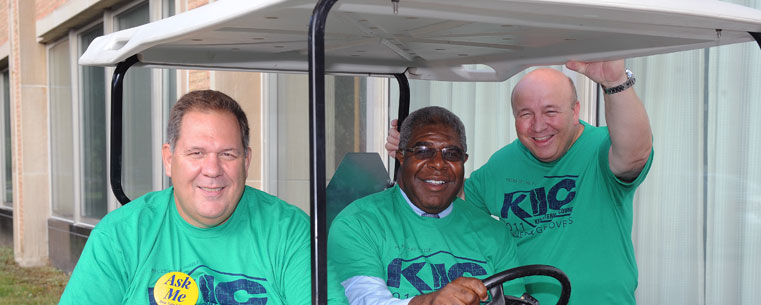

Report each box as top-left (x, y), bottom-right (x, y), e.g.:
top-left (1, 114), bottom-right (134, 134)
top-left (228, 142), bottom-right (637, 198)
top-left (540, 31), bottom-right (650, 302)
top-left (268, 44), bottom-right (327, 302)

top-left (401, 146), bottom-right (466, 162)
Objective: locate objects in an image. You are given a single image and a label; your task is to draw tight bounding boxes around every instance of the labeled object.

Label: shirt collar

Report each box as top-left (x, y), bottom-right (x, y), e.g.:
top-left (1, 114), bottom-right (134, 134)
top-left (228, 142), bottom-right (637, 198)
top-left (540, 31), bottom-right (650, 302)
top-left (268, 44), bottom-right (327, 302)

top-left (398, 186), bottom-right (453, 218)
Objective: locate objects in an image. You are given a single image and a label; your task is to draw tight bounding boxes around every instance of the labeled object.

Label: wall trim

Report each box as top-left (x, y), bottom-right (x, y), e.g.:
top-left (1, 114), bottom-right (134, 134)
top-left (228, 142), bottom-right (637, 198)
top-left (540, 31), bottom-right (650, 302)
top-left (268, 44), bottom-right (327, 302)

top-left (36, 0), bottom-right (124, 44)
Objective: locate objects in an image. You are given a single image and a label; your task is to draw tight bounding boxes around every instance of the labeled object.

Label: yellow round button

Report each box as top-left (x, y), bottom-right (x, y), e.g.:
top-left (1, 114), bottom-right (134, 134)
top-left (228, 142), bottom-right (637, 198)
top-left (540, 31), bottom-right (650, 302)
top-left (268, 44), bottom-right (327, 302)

top-left (153, 272), bottom-right (199, 305)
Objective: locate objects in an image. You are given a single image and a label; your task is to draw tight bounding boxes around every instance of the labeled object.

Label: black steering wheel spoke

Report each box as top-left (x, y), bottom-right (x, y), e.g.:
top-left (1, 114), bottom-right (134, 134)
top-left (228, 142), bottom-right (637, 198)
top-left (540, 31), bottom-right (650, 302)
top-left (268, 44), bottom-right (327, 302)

top-left (504, 294), bottom-right (539, 305)
top-left (483, 265), bottom-right (571, 305)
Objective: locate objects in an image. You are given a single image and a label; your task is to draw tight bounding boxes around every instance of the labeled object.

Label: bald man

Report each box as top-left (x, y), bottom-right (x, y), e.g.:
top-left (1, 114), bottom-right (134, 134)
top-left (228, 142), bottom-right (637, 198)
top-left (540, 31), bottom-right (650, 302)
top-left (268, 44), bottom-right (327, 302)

top-left (387, 60), bottom-right (654, 304)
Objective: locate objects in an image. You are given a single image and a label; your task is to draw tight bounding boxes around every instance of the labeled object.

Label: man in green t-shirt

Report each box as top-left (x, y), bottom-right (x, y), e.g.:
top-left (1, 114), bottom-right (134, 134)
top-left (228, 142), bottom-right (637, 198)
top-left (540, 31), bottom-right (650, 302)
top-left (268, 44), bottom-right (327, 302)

top-left (386, 59), bottom-right (654, 304)
top-left (330, 106), bottom-right (527, 305)
top-left (59, 90), bottom-right (328, 305)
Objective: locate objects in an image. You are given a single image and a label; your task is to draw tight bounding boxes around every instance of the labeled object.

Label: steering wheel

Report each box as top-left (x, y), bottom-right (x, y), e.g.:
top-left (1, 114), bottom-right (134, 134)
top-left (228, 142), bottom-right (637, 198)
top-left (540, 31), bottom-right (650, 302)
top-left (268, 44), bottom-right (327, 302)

top-left (482, 264), bottom-right (571, 305)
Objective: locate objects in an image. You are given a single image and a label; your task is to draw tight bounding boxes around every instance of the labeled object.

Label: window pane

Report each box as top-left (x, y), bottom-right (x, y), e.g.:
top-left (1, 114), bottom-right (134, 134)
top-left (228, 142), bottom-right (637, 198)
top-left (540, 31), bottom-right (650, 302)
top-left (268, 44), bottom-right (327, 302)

top-left (162, 69), bottom-right (176, 188)
top-left (117, 3), bottom-right (153, 199)
top-left (49, 40), bottom-right (74, 218)
top-left (274, 74), bottom-right (384, 211)
top-left (117, 2), bottom-right (149, 29)
top-left (704, 38), bottom-right (761, 304)
top-left (162, 69), bottom-right (176, 142)
top-left (331, 77), bottom-right (367, 169)
top-left (80, 26), bottom-right (107, 219)
top-left (164, 0), bottom-right (175, 17)
top-left (2, 70), bottom-right (11, 206)
top-left (627, 51), bottom-right (706, 304)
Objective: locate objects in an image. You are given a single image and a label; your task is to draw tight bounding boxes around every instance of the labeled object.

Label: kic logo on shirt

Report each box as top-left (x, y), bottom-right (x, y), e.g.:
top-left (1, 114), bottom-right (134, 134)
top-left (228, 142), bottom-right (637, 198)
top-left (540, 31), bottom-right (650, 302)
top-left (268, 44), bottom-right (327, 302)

top-left (386, 251), bottom-right (487, 295)
top-left (501, 175), bottom-right (577, 229)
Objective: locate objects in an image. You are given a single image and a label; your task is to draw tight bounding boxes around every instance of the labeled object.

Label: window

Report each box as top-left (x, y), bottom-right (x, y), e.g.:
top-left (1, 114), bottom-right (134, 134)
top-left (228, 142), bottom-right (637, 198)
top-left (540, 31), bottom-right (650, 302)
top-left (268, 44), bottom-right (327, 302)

top-left (160, 0), bottom-right (177, 189)
top-left (265, 74), bottom-right (388, 212)
top-left (629, 33), bottom-right (761, 303)
top-left (47, 0), bottom-right (176, 224)
top-left (79, 25), bottom-right (107, 220)
top-left (49, 38), bottom-right (74, 219)
top-left (0, 69), bottom-right (12, 208)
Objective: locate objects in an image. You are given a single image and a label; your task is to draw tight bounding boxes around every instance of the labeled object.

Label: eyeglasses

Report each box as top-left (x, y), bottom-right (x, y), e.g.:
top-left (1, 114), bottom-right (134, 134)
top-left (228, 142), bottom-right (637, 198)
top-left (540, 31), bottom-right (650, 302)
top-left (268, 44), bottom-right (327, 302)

top-left (401, 146), bottom-right (466, 162)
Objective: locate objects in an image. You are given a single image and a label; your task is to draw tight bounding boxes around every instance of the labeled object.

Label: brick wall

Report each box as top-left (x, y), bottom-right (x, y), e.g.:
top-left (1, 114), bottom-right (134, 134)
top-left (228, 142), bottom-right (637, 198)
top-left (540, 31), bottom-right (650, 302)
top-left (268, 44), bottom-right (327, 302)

top-left (0, 1), bottom-right (7, 46)
top-left (188, 70), bottom-right (210, 91)
top-left (35, 0), bottom-right (68, 21)
top-left (187, 0), bottom-right (208, 11)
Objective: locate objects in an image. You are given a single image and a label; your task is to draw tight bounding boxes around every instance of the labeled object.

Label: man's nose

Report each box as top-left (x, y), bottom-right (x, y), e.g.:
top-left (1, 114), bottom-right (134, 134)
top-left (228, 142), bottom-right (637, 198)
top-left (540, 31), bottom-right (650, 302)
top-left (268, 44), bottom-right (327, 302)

top-left (427, 150), bottom-right (447, 169)
top-left (202, 154), bottom-right (223, 177)
top-left (531, 116), bottom-right (547, 132)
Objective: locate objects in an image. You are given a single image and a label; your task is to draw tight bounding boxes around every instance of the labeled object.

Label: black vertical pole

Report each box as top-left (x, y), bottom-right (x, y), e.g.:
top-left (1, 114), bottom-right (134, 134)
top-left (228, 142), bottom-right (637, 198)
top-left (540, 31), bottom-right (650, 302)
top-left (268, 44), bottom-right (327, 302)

top-left (751, 32), bottom-right (761, 50)
top-left (110, 55), bottom-right (140, 205)
top-left (392, 73), bottom-right (410, 183)
top-left (308, 1), bottom-right (337, 305)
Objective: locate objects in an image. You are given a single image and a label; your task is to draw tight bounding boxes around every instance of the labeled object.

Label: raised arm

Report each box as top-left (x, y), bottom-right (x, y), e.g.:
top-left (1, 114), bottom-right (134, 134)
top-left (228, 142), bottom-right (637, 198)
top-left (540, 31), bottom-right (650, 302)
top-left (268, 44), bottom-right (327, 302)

top-left (566, 60), bottom-right (653, 181)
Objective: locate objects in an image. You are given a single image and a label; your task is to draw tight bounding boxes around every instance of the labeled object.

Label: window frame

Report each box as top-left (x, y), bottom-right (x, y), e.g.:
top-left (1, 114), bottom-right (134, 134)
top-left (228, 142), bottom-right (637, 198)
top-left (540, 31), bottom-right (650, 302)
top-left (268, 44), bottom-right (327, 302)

top-left (0, 68), bottom-right (12, 209)
top-left (46, 35), bottom-right (77, 222)
top-left (46, 0), bottom-right (176, 226)
top-left (76, 20), bottom-right (110, 224)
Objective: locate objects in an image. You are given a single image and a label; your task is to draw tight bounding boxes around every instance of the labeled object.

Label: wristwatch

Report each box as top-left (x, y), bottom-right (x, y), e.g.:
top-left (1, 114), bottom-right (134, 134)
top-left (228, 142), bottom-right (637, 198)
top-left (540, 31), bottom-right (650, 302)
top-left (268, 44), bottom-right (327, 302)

top-left (602, 69), bottom-right (635, 95)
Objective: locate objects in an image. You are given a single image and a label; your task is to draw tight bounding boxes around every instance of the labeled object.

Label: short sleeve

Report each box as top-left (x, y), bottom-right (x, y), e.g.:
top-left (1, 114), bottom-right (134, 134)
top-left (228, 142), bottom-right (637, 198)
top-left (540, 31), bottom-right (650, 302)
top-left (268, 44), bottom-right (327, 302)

top-left (464, 169), bottom-right (490, 215)
top-left (59, 228), bottom-right (128, 305)
top-left (274, 211), bottom-right (313, 305)
top-left (328, 214), bottom-right (385, 282)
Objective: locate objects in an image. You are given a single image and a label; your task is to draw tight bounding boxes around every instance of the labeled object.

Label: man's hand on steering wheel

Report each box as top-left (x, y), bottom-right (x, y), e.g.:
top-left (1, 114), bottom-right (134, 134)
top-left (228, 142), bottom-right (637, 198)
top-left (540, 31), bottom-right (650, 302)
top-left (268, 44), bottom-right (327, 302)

top-left (409, 277), bottom-right (488, 305)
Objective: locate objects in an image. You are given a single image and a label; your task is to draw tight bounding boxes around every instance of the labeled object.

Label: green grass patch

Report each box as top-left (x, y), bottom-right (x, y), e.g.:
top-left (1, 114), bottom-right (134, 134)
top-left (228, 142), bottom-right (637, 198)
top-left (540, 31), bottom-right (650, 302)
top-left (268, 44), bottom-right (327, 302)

top-left (0, 246), bottom-right (70, 305)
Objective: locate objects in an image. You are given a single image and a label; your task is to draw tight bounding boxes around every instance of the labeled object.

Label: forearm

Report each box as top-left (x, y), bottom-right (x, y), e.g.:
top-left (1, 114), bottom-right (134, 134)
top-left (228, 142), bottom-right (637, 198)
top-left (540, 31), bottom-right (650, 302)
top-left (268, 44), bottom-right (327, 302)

top-left (566, 60), bottom-right (653, 180)
top-left (603, 85), bottom-right (652, 179)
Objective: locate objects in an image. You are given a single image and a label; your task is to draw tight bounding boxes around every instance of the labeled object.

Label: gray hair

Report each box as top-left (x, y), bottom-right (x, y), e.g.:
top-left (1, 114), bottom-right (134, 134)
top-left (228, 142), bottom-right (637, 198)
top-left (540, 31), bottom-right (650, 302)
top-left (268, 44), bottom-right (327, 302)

top-left (399, 106), bottom-right (467, 152)
top-left (166, 90), bottom-right (250, 151)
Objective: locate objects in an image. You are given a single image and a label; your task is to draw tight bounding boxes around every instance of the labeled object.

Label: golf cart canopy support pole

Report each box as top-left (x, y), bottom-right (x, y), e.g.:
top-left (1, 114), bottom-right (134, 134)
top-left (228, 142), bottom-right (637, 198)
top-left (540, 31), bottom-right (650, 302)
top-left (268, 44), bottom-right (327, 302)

top-left (308, 1), bottom-right (337, 305)
top-left (393, 73), bottom-right (411, 183)
top-left (111, 55), bottom-right (140, 205)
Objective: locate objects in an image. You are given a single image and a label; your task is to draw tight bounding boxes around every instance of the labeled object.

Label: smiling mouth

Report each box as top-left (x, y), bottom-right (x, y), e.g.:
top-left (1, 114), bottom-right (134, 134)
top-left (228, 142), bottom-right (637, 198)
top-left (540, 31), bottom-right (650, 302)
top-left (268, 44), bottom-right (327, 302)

top-left (533, 135), bottom-right (553, 142)
top-left (425, 179), bottom-right (447, 185)
top-left (199, 186), bottom-right (224, 192)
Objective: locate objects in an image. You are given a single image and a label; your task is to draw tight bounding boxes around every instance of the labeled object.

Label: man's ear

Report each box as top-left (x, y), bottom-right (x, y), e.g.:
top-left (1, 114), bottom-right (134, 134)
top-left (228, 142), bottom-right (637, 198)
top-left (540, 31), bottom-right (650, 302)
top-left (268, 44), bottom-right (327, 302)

top-left (573, 100), bottom-right (581, 122)
top-left (161, 143), bottom-right (173, 178)
top-left (395, 150), bottom-right (405, 164)
top-left (244, 147), bottom-right (252, 171)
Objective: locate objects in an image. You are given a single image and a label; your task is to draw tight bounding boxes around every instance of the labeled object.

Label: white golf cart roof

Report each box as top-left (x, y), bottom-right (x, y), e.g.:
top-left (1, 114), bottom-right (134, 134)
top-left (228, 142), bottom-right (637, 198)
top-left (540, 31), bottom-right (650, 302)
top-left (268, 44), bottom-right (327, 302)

top-left (80, 2), bottom-right (761, 304)
top-left (80, 0), bottom-right (761, 82)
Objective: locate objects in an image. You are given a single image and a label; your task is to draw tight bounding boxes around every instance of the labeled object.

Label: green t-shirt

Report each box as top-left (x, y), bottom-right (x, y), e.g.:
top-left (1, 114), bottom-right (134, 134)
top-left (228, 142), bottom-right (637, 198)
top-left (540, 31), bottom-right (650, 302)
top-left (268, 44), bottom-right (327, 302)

top-left (465, 121), bottom-right (653, 305)
top-left (59, 186), bottom-right (313, 305)
top-left (328, 185), bottom-right (524, 301)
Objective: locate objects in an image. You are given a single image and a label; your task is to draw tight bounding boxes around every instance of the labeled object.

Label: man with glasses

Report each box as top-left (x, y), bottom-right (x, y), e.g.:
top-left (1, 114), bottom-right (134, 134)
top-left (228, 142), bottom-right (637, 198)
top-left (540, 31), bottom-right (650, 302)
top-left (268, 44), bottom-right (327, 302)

top-left (329, 106), bottom-right (528, 305)
top-left (386, 60), bottom-right (654, 304)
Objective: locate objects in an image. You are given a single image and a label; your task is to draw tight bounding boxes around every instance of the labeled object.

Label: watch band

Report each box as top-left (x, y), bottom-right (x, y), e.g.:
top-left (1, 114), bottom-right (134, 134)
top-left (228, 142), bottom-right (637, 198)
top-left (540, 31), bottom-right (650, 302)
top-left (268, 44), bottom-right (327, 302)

top-left (602, 69), bottom-right (635, 95)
